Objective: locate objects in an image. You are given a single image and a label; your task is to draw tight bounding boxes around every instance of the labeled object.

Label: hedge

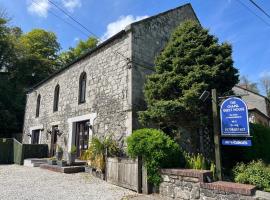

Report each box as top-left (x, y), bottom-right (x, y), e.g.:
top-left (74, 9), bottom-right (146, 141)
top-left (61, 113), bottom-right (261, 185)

top-left (222, 123), bottom-right (270, 170)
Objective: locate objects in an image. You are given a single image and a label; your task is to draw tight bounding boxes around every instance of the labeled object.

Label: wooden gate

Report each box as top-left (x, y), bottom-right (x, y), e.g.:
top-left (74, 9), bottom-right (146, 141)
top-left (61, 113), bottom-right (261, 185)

top-left (106, 157), bottom-right (142, 192)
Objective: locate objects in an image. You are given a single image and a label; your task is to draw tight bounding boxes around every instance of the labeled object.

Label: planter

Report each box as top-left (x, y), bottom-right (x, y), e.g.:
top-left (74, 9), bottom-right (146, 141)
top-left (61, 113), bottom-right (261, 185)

top-left (55, 151), bottom-right (63, 160)
top-left (57, 160), bottom-right (67, 167)
top-left (67, 153), bottom-right (76, 165)
top-left (47, 159), bottom-right (57, 165)
top-left (85, 166), bottom-right (94, 173)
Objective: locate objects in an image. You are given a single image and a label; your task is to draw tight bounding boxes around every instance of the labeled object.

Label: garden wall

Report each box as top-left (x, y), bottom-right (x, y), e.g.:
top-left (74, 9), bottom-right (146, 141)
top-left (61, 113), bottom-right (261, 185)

top-left (159, 168), bottom-right (269, 200)
top-left (0, 138), bottom-right (48, 165)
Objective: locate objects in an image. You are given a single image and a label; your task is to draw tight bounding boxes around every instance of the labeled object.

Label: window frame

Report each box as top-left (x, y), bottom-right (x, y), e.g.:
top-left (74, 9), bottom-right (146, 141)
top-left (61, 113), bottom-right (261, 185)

top-left (36, 94), bottom-right (41, 118)
top-left (78, 72), bottom-right (87, 104)
top-left (53, 84), bottom-right (60, 112)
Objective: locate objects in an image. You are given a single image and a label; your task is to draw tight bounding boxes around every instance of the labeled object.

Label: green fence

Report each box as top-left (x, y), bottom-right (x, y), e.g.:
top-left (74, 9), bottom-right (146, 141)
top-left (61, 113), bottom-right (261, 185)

top-left (0, 138), bottom-right (13, 164)
top-left (0, 138), bottom-right (48, 165)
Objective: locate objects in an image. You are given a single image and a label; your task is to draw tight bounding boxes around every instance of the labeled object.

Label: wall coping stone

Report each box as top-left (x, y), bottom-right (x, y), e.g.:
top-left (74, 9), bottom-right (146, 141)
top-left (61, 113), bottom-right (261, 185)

top-left (161, 168), bottom-right (213, 183)
top-left (201, 181), bottom-right (256, 196)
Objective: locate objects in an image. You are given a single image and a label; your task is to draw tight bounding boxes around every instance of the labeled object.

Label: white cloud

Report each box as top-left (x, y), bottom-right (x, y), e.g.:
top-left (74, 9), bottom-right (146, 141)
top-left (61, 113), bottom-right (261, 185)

top-left (61, 0), bottom-right (81, 12)
top-left (102, 15), bottom-right (148, 40)
top-left (27, 0), bottom-right (50, 18)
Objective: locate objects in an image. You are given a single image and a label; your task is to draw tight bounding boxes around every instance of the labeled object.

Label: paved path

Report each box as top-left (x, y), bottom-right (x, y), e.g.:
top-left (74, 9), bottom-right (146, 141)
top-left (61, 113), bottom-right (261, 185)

top-left (0, 165), bottom-right (164, 200)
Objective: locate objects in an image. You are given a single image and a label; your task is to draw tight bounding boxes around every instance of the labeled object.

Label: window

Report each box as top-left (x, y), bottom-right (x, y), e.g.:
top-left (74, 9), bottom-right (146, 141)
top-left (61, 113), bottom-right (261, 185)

top-left (36, 94), bottom-right (41, 118)
top-left (79, 72), bottom-right (87, 104)
top-left (53, 84), bottom-right (60, 112)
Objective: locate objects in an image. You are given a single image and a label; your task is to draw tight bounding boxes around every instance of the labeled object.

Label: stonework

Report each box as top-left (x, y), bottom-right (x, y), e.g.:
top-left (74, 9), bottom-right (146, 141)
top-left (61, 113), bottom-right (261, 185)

top-left (159, 169), bottom-right (267, 200)
top-left (22, 4), bottom-right (198, 154)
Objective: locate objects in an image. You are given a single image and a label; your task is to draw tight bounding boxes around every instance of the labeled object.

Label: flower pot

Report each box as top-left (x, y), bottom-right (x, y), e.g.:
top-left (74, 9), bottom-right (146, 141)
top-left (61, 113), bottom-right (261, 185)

top-left (57, 160), bottom-right (67, 167)
top-left (67, 153), bottom-right (76, 165)
top-left (47, 159), bottom-right (57, 165)
top-left (55, 151), bottom-right (63, 160)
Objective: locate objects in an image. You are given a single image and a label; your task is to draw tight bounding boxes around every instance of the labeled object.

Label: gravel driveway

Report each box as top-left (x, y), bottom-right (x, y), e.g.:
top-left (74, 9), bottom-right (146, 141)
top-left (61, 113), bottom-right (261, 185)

top-left (0, 165), bottom-right (162, 200)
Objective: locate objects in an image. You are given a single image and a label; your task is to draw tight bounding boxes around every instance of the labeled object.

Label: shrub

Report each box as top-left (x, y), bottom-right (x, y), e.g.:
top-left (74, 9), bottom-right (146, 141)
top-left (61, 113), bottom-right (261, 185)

top-left (81, 136), bottom-right (120, 172)
top-left (222, 123), bottom-right (270, 171)
top-left (184, 152), bottom-right (207, 170)
top-left (233, 160), bottom-right (270, 191)
top-left (127, 128), bottom-right (184, 186)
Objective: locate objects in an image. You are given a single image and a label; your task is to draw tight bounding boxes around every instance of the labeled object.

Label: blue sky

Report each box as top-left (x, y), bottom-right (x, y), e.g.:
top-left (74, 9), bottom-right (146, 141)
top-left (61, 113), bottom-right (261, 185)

top-left (1, 0), bottom-right (270, 94)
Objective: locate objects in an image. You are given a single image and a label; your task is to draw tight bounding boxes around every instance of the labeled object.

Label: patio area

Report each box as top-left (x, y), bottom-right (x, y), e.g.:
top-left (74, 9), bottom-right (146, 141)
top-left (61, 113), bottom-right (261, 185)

top-left (0, 165), bottom-right (163, 200)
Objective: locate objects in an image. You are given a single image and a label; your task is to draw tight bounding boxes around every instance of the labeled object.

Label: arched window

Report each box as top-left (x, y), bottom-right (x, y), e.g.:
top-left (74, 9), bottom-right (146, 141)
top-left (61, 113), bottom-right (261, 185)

top-left (79, 72), bottom-right (87, 104)
top-left (36, 94), bottom-right (41, 118)
top-left (53, 84), bottom-right (60, 112)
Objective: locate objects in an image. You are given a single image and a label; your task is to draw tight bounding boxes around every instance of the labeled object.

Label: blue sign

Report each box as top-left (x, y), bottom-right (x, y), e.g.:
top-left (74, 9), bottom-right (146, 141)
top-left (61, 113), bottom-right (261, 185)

top-left (220, 97), bottom-right (249, 136)
top-left (222, 139), bottom-right (252, 146)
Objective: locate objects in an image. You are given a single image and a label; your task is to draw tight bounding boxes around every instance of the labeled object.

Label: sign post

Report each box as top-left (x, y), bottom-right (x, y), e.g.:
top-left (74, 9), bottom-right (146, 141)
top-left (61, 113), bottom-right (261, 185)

top-left (211, 89), bottom-right (222, 181)
top-left (220, 96), bottom-right (251, 146)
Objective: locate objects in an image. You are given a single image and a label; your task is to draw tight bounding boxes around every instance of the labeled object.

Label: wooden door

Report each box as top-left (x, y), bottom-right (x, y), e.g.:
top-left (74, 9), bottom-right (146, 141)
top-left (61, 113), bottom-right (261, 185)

top-left (31, 130), bottom-right (40, 144)
top-left (75, 121), bottom-right (89, 157)
top-left (50, 126), bottom-right (58, 157)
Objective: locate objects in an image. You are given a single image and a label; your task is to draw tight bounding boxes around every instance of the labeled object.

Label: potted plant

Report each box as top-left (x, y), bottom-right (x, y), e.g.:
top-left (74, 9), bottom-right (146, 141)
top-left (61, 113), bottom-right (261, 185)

top-left (57, 159), bottom-right (67, 167)
top-left (55, 145), bottom-right (63, 160)
top-left (68, 145), bottom-right (77, 165)
top-left (47, 157), bottom-right (57, 165)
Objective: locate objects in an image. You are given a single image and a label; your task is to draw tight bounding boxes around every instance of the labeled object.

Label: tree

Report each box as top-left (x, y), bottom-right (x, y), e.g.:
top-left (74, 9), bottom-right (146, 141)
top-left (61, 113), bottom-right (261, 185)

top-left (260, 74), bottom-right (270, 98)
top-left (59, 37), bottom-right (98, 65)
top-left (0, 22), bottom-right (61, 137)
top-left (239, 75), bottom-right (260, 93)
top-left (139, 20), bottom-right (239, 131)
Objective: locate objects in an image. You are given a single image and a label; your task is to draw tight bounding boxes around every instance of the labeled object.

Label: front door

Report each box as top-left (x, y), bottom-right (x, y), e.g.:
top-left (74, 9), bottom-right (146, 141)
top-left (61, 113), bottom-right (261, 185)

top-left (31, 130), bottom-right (40, 144)
top-left (75, 121), bottom-right (89, 157)
top-left (50, 126), bottom-right (58, 157)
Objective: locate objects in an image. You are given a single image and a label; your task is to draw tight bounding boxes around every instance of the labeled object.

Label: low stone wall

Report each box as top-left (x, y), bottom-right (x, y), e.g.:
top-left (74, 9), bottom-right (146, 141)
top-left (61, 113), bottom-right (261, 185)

top-left (159, 168), bottom-right (268, 200)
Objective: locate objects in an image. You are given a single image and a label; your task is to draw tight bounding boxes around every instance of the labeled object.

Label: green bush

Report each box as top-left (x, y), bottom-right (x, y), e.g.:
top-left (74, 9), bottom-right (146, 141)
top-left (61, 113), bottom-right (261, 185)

top-left (127, 128), bottom-right (184, 186)
top-left (183, 152), bottom-right (207, 170)
top-left (233, 160), bottom-right (270, 191)
top-left (222, 123), bottom-right (270, 171)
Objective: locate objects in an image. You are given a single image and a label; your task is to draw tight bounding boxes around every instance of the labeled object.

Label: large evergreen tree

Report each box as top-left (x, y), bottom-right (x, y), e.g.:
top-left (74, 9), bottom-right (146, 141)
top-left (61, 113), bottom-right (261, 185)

top-left (139, 21), bottom-right (239, 130)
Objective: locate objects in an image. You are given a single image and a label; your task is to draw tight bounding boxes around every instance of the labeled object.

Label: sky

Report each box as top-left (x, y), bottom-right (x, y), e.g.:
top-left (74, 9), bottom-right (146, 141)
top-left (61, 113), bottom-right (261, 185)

top-left (0, 0), bottom-right (270, 94)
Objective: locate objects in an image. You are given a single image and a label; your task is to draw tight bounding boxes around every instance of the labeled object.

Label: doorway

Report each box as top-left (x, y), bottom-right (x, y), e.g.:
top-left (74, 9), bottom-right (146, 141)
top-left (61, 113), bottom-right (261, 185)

top-left (75, 120), bottom-right (89, 157)
top-left (31, 130), bottom-right (40, 144)
top-left (50, 125), bottom-right (58, 157)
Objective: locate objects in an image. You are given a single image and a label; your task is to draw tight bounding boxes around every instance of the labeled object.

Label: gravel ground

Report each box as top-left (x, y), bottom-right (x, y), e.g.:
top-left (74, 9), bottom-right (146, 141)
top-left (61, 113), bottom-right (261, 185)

top-left (0, 165), bottom-right (163, 200)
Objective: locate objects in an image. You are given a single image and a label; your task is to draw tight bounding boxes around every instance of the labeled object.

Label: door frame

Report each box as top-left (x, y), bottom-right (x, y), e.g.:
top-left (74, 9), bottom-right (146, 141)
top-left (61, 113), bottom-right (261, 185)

top-left (29, 125), bottom-right (43, 144)
top-left (67, 113), bottom-right (96, 152)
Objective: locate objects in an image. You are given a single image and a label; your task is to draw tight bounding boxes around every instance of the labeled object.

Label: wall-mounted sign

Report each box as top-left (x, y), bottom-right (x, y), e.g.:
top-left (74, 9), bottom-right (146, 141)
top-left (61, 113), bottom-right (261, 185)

top-left (220, 97), bottom-right (249, 136)
top-left (222, 139), bottom-right (252, 146)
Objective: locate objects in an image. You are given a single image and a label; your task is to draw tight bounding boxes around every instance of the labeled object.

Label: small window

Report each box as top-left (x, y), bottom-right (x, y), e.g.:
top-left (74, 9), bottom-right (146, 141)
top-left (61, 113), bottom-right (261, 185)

top-left (79, 72), bottom-right (87, 104)
top-left (36, 94), bottom-right (41, 118)
top-left (53, 84), bottom-right (60, 112)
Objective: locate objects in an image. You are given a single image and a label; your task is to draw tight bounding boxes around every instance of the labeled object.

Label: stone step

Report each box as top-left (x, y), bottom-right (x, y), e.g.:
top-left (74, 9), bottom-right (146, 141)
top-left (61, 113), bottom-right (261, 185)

top-left (24, 158), bottom-right (48, 167)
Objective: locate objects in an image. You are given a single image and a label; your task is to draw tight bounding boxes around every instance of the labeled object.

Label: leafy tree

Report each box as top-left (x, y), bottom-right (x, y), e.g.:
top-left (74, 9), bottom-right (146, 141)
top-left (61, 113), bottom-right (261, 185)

top-left (0, 22), bottom-right (61, 137)
top-left (139, 20), bottom-right (239, 131)
top-left (240, 75), bottom-right (260, 93)
top-left (59, 37), bottom-right (98, 65)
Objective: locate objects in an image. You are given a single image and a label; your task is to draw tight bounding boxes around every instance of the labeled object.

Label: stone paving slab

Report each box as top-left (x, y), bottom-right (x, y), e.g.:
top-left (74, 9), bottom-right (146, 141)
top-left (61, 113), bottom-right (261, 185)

top-left (0, 165), bottom-right (163, 200)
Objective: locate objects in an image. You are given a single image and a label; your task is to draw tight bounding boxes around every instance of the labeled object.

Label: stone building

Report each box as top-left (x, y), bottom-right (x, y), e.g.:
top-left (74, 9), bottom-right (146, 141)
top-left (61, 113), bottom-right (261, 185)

top-left (22, 4), bottom-right (198, 156)
top-left (233, 85), bottom-right (270, 127)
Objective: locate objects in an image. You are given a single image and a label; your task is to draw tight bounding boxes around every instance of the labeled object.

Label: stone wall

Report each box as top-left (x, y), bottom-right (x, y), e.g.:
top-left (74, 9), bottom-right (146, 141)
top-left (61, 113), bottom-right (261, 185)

top-left (130, 4), bottom-right (198, 129)
top-left (159, 168), bottom-right (268, 200)
top-left (23, 32), bottom-right (133, 152)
